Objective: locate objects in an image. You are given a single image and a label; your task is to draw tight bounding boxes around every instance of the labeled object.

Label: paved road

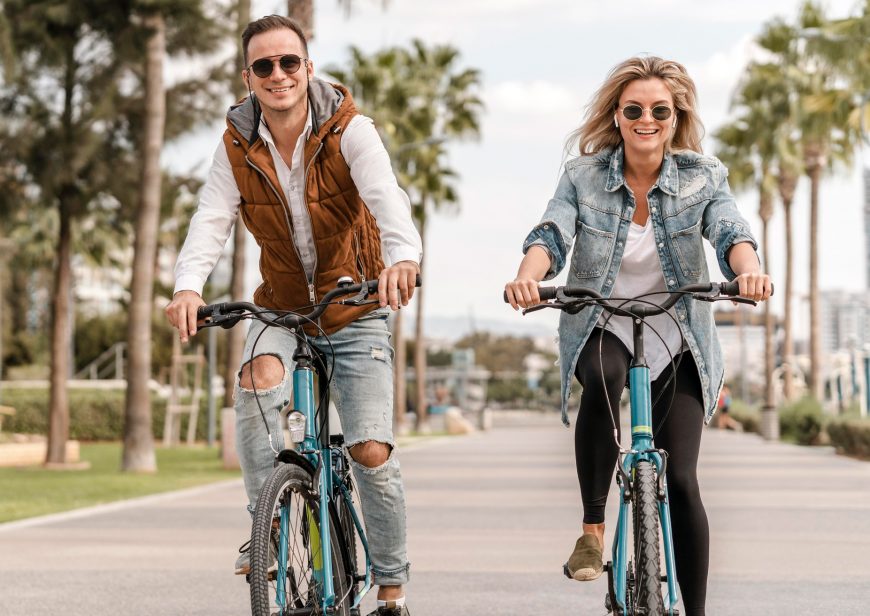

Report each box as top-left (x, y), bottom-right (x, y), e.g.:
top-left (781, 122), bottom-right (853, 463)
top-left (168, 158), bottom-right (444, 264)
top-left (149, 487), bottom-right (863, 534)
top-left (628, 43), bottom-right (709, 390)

top-left (1, 413), bottom-right (869, 614)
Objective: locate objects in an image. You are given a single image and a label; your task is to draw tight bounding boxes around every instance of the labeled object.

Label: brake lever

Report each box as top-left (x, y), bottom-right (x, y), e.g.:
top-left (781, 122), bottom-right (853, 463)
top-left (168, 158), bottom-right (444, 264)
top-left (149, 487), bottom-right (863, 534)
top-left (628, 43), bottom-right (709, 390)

top-left (522, 303), bottom-right (555, 315)
top-left (340, 287), bottom-right (380, 306)
top-left (199, 314), bottom-right (244, 329)
top-left (714, 295), bottom-right (758, 307)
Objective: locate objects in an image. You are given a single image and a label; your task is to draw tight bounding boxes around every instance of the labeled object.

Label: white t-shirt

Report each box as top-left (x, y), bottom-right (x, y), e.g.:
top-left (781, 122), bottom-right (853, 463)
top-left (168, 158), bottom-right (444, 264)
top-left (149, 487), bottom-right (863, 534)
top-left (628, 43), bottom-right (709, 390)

top-left (596, 218), bottom-right (684, 380)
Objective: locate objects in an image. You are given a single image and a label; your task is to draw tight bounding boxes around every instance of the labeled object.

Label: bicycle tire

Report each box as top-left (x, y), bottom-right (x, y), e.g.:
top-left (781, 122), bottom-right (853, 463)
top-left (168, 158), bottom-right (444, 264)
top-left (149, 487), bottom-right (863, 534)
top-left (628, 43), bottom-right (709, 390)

top-left (250, 462), bottom-right (351, 616)
top-left (631, 460), bottom-right (664, 616)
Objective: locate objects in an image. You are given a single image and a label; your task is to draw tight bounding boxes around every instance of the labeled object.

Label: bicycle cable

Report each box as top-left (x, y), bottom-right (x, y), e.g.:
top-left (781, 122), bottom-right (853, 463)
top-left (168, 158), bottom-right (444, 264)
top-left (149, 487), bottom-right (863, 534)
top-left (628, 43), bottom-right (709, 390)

top-left (240, 301), bottom-right (340, 454)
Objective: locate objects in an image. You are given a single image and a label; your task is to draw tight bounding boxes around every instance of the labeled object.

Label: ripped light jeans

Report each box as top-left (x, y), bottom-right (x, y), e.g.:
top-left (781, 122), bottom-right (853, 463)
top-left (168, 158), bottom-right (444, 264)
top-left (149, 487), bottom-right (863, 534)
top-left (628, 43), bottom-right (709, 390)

top-left (234, 307), bottom-right (410, 586)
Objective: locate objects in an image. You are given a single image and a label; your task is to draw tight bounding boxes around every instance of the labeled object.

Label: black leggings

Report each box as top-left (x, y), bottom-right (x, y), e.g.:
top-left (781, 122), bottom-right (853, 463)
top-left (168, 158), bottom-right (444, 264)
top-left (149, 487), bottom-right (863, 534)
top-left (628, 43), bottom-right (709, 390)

top-left (574, 328), bottom-right (709, 616)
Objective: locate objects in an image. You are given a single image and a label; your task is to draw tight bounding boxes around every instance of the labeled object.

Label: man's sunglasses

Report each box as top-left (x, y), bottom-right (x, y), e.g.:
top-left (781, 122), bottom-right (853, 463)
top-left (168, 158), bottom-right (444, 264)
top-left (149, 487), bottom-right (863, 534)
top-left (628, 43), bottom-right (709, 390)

top-left (248, 54), bottom-right (306, 78)
top-left (620, 104), bottom-right (673, 121)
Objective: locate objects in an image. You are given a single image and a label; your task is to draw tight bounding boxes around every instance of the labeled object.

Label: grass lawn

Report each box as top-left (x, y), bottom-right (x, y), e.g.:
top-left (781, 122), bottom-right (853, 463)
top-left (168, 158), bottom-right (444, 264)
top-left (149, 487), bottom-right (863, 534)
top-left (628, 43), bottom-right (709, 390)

top-left (0, 442), bottom-right (240, 524)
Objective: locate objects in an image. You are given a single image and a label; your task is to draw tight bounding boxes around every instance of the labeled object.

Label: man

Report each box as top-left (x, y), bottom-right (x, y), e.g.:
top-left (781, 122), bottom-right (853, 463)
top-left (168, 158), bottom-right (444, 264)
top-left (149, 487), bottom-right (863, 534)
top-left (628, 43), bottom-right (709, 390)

top-left (165, 15), bottom-right (420, 616)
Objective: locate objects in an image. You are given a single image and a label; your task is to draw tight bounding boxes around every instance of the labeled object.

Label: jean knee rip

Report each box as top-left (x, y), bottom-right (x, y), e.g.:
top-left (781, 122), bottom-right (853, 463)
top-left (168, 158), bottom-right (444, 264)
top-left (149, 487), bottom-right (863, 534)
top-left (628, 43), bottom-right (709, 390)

top-left (346, 440), bottom-right (396, 474)
top-left (237, 353), bottom-right (287, 394)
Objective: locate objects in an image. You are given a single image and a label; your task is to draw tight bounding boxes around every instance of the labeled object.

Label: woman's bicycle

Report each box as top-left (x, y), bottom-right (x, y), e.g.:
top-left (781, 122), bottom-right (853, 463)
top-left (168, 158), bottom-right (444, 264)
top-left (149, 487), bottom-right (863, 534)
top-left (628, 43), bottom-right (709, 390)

top-left (507, 280), bottom-right (765, 616)
top-left (197, 276), bottom-right (415, 616)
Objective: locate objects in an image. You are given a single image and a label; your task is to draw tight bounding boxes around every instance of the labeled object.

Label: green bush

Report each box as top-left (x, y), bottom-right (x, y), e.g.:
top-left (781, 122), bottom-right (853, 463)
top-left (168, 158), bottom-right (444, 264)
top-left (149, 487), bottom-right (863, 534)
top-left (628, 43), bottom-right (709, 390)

top-left (827, 418), bottom-right (870, 458)
top-left (0, 388), bottom-right (215, 441)
top-left (779, 397), bottom-right (826, 445)
top-left (728, 400), bottom-right (761, 434)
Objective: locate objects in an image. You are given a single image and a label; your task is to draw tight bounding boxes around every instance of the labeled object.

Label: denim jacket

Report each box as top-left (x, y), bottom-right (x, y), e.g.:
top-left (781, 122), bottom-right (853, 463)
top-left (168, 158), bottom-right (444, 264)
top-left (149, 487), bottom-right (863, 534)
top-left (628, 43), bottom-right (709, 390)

top-left (524, 144), bottom-right (758, 426)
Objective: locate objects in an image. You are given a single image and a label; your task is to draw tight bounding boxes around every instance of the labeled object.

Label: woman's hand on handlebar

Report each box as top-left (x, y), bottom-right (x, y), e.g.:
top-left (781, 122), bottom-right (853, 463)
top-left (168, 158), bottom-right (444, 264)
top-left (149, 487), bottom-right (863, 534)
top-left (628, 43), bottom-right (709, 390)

top-left (165, 290), bottom-right (206, 343)
top-left (378, 260), bottom-right (420, 310)
top-left (733, 271), bottom-right (773, 302)
top-left (505, 278), bottom-right (543, 310)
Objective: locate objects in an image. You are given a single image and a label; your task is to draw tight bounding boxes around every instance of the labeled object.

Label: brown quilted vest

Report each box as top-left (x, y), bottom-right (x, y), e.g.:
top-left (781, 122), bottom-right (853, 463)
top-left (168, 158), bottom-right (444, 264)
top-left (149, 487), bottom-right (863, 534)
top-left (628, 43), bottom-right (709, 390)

top-left (222, 79), bottom-right (385, 334)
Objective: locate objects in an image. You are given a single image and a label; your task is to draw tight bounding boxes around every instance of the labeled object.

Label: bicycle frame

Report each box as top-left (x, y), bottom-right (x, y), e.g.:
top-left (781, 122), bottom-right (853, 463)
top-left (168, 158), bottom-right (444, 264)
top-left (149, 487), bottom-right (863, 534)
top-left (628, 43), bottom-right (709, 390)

top-left (609, 319), bottom-right (679, 615)
top-left (273, 341), bottom-right (373, 613)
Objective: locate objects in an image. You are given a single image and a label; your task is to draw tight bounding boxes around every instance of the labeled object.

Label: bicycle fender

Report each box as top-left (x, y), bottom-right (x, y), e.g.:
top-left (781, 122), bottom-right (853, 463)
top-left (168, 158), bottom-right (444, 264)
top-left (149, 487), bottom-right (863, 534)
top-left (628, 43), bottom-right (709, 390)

top-left (274, 449), bottom-right (317, 476)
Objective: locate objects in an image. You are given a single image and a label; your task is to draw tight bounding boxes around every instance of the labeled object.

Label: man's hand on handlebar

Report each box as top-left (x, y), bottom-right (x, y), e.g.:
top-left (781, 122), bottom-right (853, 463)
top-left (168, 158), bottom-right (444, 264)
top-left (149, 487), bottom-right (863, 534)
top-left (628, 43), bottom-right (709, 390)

top-left (378, 260), bottom-right (420, 310)
top-left (165, 290), bottom-right (206, 343)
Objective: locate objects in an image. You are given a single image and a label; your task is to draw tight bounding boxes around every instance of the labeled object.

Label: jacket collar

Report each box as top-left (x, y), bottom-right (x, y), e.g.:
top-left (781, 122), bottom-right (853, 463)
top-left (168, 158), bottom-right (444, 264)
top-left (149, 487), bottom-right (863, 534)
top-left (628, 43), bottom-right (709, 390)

top-left (604, 143), bottom-right (679, 197)
top-left (226, 77), bottom-right (348, 147)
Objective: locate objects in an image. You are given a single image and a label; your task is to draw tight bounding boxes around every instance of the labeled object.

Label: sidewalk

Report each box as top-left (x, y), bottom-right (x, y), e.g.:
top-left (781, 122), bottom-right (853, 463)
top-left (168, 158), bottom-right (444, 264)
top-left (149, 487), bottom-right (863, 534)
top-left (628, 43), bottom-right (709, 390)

top-left (1, 414), bottom-right (868, 615)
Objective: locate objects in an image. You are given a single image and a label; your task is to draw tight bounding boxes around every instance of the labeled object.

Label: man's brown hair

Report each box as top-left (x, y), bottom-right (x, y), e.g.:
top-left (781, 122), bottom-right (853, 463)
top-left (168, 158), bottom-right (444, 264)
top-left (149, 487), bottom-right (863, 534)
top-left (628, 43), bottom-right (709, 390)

top-left (241, 15), bottom-right (309, 65)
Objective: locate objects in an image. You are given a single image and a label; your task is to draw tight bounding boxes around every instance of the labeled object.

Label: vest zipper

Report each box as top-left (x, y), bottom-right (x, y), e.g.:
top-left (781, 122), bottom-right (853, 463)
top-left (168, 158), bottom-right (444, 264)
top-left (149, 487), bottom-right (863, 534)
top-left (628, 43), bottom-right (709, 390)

top-left (243, 154), bottom-right (309, 293)
top-left (302, 141), bottom-right (325, 302)
top-left (352, 229), bottom-right (366, 282)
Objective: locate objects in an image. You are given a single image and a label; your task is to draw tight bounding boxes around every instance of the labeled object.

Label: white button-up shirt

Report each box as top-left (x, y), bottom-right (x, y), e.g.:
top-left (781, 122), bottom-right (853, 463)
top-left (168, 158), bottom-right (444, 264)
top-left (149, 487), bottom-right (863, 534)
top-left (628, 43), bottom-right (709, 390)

top-left (174, 111), bottom-right (422, 296)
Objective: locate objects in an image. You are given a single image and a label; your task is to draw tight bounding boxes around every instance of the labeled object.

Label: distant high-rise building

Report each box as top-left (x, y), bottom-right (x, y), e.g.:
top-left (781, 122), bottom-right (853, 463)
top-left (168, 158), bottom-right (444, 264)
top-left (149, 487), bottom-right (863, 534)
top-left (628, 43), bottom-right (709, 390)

top-left (820, 291), bottom-right (870, 353)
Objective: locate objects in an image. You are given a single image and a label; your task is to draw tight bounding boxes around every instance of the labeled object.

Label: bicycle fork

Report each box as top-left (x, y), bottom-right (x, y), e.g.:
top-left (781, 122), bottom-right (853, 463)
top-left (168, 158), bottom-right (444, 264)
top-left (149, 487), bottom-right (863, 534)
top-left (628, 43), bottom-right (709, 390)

top-left (606, 364), bottom-right (680, 615)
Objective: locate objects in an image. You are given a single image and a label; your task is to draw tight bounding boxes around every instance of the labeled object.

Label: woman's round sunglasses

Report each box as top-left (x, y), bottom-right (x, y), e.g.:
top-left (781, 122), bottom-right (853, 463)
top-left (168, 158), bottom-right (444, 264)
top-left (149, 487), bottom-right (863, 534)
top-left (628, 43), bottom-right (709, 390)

top-left (248, 54), bottom-right (306, 78)
top-left (620, 104), bottom-right (673, 121)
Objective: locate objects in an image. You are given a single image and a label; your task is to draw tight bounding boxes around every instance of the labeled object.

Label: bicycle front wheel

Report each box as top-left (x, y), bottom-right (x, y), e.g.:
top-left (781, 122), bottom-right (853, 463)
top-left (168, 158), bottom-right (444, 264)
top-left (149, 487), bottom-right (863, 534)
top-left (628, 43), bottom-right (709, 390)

top-left (249, 462), bottom-right (350, 616)
top-left (632, 460), bottom-right (664, 616)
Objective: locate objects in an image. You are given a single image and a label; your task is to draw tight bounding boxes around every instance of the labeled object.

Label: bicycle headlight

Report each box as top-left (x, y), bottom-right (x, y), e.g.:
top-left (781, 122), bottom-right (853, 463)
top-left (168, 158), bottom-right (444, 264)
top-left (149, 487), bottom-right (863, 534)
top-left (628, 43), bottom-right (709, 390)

top-left (286, 411), bottom-right (306, 444)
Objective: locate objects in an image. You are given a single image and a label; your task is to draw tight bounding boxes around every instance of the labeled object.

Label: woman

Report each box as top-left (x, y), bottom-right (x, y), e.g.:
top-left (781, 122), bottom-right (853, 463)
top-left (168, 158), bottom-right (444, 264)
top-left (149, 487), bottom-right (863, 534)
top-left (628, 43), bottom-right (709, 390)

top-left (504, 57), bottom-right (772, 616)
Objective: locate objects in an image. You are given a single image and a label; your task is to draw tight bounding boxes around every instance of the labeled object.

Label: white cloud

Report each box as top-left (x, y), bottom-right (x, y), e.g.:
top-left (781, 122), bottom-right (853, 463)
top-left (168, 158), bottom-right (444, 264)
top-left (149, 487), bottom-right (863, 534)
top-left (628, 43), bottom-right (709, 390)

top-left (485, 80), bottom-right (583, 115)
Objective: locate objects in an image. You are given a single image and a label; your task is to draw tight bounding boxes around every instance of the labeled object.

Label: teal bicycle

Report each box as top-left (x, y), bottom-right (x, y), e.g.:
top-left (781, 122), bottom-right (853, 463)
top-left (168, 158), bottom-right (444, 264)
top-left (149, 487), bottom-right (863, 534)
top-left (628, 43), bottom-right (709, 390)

top-left (512, 280), bottom-right (761, 616)
top-left (198, 276), bottom-right (415, 616)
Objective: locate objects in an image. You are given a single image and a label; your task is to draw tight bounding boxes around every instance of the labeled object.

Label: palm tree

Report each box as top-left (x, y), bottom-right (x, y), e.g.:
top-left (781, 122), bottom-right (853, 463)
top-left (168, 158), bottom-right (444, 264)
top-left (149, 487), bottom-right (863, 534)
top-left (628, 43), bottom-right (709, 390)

top-left (398, 41), bottom-right (482, 430)
top-left (754, 20), bottom-right (807, 403)
top-left (795, 2), bottom-right (861, 401)
top-left (327, 42), bottom-right (483, 431)
top-left (755, 3), bottom-right (861, 402)
top-left (715, 94), bottom-right (777, 411)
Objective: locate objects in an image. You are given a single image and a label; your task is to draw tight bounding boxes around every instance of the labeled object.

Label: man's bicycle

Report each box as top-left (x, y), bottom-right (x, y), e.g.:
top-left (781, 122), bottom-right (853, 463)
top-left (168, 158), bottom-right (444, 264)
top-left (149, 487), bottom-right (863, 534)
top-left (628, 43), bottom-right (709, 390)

top-left (508, 280), bottom-right (765, 616)
top-left (198, 276), bottom-right (415, 616)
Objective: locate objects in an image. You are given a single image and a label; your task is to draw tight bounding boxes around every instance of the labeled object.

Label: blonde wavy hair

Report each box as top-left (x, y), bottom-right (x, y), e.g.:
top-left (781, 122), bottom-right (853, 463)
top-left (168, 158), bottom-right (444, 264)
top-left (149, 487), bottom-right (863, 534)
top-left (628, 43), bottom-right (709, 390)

top-left (567, 56), bottom-right (705, 156)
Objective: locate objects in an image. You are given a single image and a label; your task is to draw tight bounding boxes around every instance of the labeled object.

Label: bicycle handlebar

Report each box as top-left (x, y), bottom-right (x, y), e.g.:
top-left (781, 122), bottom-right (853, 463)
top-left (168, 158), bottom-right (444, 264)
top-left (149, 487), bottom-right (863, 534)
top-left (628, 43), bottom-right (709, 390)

top-left (504, 280), bottom-right (773, 318)
top-left (197, 274), bottom-right (421, 329)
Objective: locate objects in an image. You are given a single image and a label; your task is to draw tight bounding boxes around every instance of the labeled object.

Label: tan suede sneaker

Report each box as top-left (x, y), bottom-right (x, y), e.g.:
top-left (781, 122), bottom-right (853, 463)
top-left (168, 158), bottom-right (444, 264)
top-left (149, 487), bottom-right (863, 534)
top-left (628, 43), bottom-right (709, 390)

top-left (563, 534), bottom-right (604, 581)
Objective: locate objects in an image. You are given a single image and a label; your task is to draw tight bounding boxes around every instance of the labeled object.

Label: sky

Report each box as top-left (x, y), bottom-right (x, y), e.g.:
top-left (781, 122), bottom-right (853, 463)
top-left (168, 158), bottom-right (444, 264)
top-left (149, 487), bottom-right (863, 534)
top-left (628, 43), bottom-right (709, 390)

top-left (163, 0), bottom-right (868, 341)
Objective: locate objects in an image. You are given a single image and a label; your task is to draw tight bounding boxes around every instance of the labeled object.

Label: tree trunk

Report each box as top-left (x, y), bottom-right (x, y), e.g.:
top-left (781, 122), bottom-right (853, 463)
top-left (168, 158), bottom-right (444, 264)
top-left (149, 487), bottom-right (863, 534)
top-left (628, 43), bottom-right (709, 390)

top-left (45, 37), bottom-right (78, 466)
top-left (393, 308), bottom-right (407, 432)
top-left (287, 0), bottom-right (314, 41)
top-left (224, 0), bottom-right (250, 409)
top-left (45, 199), bottom-right (72, 465)
top-left (759, 180), bottom-right (775, 409)
top-left (414, 227), bottom-right (428, 432)
top-left (122, 13), bottom-right (166, 472)
top-left (781, 193), bottom-right (795, 401)
top-left (807, 158), bottom-right (823, 401)
top-left (762, 218), bottom-right (775, 408)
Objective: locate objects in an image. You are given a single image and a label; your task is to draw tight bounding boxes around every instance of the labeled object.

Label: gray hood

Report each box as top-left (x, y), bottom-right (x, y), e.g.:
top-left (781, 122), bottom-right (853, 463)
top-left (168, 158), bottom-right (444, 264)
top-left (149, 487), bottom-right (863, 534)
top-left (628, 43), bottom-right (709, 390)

top-left (227, 76), bottom-right (346, 146)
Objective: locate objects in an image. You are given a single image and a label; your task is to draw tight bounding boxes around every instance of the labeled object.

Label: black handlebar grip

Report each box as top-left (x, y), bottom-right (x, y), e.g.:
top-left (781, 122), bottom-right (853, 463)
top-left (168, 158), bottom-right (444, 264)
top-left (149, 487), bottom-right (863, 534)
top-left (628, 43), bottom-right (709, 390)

top-left (502, 286), bottom-right (558, 303)
top-left (720, 280), bottom-right (775, 297)
top-left (197, 304), bottom-right (219, 320)
top-left (720, 280), bottom-right (740, 296)
top-left (538, 287), bottom-right (557, 301)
